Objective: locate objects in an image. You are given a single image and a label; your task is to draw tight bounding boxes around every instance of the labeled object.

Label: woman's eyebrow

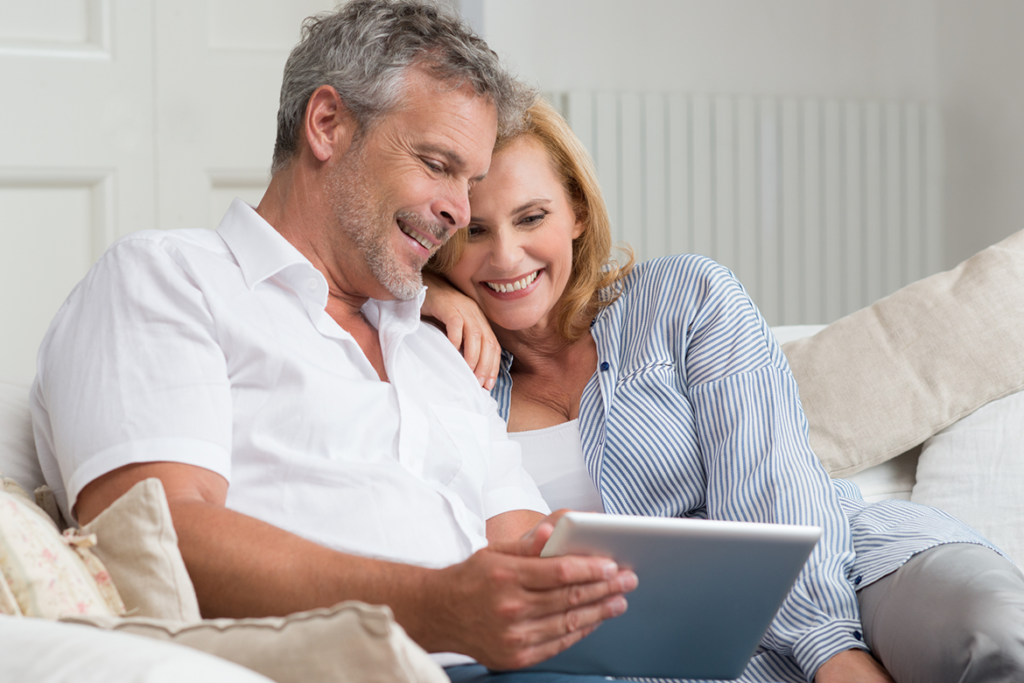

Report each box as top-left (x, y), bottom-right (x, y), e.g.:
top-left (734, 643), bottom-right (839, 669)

top-left (511, 198), bottom-right (551, 214)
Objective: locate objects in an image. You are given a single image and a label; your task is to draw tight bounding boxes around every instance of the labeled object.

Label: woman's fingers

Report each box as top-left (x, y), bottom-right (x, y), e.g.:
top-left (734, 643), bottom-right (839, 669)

top-left (461, 328), bottom-right (483, 380)
top-left (477, 335), bottom-right (501, 390)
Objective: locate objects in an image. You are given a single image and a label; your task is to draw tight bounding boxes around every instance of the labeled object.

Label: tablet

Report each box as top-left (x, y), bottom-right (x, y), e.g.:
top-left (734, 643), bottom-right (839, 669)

top-left (527, 512), bottom-right (821, 680)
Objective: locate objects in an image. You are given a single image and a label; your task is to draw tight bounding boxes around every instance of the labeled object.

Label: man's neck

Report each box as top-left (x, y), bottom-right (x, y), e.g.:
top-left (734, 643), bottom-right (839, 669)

top-left (257, 169), bottom-right (388, 381)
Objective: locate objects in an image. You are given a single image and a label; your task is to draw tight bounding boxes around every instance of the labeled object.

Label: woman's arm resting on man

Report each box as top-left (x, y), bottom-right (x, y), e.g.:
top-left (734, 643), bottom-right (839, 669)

top-left (76, 463), bottom-right (635, 671)
top-left (422, 271), bottom-right (502, 390)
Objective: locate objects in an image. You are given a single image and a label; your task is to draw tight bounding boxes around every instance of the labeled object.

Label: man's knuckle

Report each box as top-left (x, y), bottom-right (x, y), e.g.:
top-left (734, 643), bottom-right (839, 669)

top-left (495, 597), bottom-right (526, 621)
top-left (553, 560), bottom-right (574, 584)
top-left (563, 608), bottom-right (583, 633)
top-left (565, 583), bottom-right (586, 607)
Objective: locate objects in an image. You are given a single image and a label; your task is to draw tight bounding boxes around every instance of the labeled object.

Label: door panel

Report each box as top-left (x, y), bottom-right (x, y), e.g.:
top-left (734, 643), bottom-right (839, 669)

top-left (0, 0), bottom-right (337, 383)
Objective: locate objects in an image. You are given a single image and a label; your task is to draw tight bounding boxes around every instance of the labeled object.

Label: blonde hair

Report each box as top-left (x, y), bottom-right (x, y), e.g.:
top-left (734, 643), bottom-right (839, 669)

top-left (428, 97), bottom-right (633, 342)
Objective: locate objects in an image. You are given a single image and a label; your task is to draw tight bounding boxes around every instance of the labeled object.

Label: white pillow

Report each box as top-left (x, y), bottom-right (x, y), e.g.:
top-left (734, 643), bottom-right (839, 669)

top-left (843, 449), bottom-right (919, 503)
top-left (0, 380), bottom-right (45, 494)
top-left (911, 390), bottom-right (1024, 567)
top-left (0, 615), bottom-right (274, 683)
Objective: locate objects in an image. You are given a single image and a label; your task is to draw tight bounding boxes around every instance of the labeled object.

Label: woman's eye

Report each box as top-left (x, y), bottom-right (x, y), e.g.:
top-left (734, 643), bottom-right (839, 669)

top-left (467, 225), bottom-right (484, 237)
top-left (520, 212), bottom-right (547, 226)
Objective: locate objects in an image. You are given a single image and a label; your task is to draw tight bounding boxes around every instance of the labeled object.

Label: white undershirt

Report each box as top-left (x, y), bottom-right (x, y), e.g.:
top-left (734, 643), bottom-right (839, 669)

top-left (508, 420), bottom-right (604, 513)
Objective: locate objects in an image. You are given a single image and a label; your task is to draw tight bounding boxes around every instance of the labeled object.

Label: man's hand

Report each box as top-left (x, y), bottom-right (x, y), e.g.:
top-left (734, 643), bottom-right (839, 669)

top-left (815, 649), bottom-right (895, 683)
top-left (422, 271), bottom-right (501, 390)
top-left (414, 509), bottom-right (637, 670)
top-left (424, 541), bottom-right (636, 669)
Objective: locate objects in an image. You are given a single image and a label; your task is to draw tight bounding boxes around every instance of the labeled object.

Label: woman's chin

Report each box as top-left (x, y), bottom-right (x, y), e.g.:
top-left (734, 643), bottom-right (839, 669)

top-left (487, 310), bottom-right (555, 335)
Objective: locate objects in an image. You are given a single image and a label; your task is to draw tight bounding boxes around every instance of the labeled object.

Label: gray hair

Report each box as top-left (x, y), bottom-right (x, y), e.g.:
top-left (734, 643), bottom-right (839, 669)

top-left (271, 0), bottom-right (535, 174)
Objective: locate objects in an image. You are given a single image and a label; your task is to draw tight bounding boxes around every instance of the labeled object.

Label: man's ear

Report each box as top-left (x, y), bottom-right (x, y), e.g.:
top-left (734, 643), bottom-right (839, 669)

top-left (303, 85), bottom-right (357, 163)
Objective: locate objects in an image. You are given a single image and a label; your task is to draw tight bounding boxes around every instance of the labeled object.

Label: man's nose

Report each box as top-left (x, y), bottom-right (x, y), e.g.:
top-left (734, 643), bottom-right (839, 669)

top-left (433, 185), bottom-right (471, 232)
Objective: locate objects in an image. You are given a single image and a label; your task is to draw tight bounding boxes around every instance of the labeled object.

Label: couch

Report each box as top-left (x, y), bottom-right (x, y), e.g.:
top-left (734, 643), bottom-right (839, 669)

top-left (2, 228), bottom-right (1022, 682)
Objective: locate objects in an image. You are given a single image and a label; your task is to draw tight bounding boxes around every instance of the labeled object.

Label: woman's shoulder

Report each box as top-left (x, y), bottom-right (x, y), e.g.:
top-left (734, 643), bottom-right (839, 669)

top-left (630, 253), bottom-right (732, 278)
top-left (617, 253), bottom-right (745, 301)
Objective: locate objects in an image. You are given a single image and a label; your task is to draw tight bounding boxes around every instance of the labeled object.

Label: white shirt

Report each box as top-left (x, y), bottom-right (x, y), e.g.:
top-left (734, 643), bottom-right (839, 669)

top-left (32, 199), bottom-right (548, 571)
top-left (510, 420), bottom-right (604, 513)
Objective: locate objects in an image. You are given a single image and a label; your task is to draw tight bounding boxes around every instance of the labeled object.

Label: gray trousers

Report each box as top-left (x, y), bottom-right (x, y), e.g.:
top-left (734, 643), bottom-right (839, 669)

top-left (859, 543), bottom-right (1024, 683)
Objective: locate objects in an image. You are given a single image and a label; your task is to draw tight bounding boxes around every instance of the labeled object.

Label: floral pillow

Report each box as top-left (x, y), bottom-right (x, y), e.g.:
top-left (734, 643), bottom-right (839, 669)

top-left (0, 475), bottom-right (124, 618)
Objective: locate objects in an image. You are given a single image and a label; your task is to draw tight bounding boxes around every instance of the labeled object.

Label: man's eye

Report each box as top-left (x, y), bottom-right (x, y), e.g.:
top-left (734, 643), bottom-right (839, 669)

top-left (424, 159), bottom-right (444, 173)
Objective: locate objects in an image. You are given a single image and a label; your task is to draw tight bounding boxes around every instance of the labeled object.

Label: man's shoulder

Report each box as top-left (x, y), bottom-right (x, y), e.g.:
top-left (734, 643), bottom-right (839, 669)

top-left (103, 228), bottom-right (228, 261)
top-left (86, 229), bottom-right (235, 289)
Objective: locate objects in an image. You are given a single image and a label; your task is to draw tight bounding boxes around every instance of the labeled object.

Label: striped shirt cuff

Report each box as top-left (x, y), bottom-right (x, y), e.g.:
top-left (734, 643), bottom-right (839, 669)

top-left (792, 618), bottom-right (871, 680)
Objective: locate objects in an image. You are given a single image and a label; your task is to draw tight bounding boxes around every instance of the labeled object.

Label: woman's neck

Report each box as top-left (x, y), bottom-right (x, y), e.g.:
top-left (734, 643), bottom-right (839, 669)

top-left (496, 321), bottom-right (599, 432)
top-left (496, 320), bottom-right (575, 375)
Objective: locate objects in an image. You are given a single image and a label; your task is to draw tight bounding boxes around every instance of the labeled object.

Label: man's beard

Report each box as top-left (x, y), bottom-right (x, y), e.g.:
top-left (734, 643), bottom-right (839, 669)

top-left (327, 156), bottom-right (445, 301)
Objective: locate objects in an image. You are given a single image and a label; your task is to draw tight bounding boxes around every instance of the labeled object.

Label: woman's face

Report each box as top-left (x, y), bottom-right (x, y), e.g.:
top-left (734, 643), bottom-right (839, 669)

top-left (447, 135), bottom-right (583, 333)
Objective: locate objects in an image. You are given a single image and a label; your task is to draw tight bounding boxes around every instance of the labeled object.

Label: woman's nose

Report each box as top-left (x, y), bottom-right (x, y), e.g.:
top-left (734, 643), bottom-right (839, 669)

top-left (490, 234), bottom-right (522, 271)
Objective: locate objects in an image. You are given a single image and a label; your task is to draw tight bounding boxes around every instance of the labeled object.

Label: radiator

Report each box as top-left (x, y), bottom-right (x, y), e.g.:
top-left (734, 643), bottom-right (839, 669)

top-left (546, 92), bottom-right (943, 326)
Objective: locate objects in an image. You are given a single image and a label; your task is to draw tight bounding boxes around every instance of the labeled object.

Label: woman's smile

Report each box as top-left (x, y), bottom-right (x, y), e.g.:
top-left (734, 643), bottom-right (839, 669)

top-left (481, 269), bottom-right (542, 296)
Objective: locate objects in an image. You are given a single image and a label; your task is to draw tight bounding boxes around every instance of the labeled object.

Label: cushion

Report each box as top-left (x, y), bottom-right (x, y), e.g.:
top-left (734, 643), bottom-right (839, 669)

top-left (83, 478), bottom-right (201, 621)
top-left (0, 478), bottom-right (125, 618)
top-left (782, 228), bottom-right (1024, 477)
top-left (842, 448), bottom-right (919, 503)
top-left (911, 389), bottom-right (1024, 567)
top-left (0, 615), bottom-right (276, 683)
top-left (0, 380), bottom-right (45, 495)
top-left (63, 601), bottom-right (449, 683)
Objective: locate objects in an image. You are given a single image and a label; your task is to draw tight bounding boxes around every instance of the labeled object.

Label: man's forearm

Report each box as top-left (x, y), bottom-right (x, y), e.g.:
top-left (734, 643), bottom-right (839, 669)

top-left (168, 498), bottom-right (437, 623)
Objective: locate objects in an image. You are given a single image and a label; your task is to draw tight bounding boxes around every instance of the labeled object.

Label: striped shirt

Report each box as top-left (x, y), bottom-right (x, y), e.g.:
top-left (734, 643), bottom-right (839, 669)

top-left (493, 254), bottom-right (999, 682)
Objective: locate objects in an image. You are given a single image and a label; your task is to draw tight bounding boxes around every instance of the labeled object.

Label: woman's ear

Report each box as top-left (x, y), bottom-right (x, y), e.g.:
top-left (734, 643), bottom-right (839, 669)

top-left (572, 214), bottom-right (586, 240)
top-left (303, 85), bottom-right (357, 163)
top-left (571, 199), bottom-right (587, 239)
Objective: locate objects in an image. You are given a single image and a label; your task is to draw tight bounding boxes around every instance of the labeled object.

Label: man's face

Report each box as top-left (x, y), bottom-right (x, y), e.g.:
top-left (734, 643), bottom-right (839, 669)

top-left (326, 68), bottom-right (498, 301)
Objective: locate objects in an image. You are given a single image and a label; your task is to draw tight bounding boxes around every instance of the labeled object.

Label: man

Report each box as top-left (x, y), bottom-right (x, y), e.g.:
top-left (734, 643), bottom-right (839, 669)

top-left (30, 0), bottom-right (635, 675)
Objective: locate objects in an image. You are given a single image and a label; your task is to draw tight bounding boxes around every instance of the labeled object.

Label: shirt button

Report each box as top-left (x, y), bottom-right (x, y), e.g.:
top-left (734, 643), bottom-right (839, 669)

top-left (853, 630), bottom-right (862, 641)
top-left (600, 362), bottom-right (610, 371)
top-left (854, 575), bottom-right (863, 586)
top-left (307, 278), bottom-right (318, 291)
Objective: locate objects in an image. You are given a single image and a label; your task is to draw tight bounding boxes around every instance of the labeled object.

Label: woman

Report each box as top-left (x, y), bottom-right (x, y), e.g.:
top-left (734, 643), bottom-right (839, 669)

top-left (424, 99), bottom-right (1024, 683)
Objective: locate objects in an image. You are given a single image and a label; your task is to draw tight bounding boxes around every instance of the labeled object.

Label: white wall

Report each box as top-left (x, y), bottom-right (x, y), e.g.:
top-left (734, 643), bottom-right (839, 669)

top-left (935, 0), bottom-right (1024, 266)
top-left (476, 0), bottom-right (938, 100)
top-left (469, 0), bottom-right (1024, 271)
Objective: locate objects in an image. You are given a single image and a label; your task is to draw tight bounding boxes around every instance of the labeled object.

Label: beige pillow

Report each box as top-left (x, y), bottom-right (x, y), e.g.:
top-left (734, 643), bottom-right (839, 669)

top-left (83, 478), bottom-right (201, 621)
top-left (63, 601), bottom-right (448, 683)
top-left (783, 228), bottom-right (1024, 477)
top-left (0, 482), bottom-right (125, 618)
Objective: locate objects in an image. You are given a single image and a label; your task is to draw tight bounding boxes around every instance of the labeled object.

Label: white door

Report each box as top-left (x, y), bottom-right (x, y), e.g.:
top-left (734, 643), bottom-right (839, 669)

top-left (0, 0), bottom-right (337, 383)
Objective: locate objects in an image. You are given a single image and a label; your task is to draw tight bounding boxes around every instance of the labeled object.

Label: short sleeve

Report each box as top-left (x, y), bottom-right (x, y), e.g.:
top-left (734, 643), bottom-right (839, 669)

top-left (32, 235), bottom-right (233, 519)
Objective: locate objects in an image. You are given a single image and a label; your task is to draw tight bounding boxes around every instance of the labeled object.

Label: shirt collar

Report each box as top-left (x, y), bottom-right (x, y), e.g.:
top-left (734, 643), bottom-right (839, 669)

top-left (216, 198), bottom-right (314, 291)
top-left (216, 198), bottom-right (427, 332)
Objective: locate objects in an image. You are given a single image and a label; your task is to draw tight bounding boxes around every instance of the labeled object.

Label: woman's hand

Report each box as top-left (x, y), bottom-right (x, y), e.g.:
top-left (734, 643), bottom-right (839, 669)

top-left (422, 271), bottom-right (501, 389)
top-left (815, 649), bottom-right (894, 683)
